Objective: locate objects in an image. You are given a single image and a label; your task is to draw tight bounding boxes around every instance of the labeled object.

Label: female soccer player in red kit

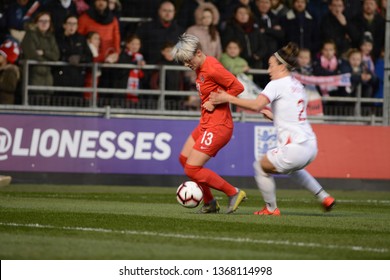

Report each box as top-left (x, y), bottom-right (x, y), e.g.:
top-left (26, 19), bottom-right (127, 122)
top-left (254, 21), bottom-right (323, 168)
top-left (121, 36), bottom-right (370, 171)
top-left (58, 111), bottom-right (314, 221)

top-left (172, 33), bottom-right (246, 214)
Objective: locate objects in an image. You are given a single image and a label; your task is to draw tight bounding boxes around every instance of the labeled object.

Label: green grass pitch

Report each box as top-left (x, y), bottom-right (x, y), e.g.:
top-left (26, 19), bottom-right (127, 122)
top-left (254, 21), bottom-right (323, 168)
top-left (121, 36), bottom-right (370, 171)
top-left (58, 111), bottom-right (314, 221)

top-left (1, 184), bottom-right (389, 260)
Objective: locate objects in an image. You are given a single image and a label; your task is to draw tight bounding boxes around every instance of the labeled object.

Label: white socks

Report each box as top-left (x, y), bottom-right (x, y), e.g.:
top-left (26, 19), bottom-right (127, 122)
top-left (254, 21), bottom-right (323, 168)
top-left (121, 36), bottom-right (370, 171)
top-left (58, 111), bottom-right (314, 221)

top-left (289, 169), bottom-right (329, 202)
top-left (253, 161), bottom-right (277, 211)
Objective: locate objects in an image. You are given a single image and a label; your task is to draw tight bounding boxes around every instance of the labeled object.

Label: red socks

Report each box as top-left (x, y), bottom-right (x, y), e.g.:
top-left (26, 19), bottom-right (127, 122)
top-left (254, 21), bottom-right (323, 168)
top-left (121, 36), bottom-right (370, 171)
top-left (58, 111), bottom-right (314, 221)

top-left (184, 164), bottom-right (237, 197)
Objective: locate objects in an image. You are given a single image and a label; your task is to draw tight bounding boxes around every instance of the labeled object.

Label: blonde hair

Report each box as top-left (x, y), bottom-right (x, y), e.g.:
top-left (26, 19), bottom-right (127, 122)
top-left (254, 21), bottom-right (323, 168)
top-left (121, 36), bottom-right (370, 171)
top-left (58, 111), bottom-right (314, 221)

top-left (171, 33), bottom-right (202, 63)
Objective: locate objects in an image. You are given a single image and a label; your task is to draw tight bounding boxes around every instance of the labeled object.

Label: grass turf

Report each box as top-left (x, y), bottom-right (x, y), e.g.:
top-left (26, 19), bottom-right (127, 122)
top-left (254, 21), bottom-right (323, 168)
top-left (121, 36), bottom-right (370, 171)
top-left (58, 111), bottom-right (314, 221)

top-left (0, 184), bottom-right (389, 260)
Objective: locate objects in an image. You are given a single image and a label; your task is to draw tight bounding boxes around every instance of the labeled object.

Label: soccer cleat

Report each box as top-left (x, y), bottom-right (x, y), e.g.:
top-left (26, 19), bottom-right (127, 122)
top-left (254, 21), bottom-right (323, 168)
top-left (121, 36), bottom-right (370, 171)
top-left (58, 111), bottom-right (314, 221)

top-left (0, 176), bottom-right (12, 188)
top-left (322, 196), bottom-right (336, 212)
top-left (226, 189), bottom-right (247, 214)
top-left (254, 206), bottom-right (281, 216)
top-left (197, 199), bottom-right (220, 214)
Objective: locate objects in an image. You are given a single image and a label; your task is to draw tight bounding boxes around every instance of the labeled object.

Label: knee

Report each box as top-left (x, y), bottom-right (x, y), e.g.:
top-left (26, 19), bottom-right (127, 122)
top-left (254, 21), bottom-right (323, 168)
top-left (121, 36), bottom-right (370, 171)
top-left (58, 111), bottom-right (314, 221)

top-left (254, 157), bottom-right (275, 176)
top-left (260, 156), bottom-right (278, 174)
top-left (184, 164), bottom-right (202, 180)
top-left (260, 162), bottom-right (272, 174)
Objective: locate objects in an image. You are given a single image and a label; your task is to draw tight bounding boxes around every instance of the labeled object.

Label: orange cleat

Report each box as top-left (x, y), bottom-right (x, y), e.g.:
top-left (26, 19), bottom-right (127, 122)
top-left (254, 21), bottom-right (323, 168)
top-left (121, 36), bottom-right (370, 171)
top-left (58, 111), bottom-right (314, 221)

top-left (322, 196), bottom-right (336, 212)
top-left (254, 206), bottom-right (281, 216)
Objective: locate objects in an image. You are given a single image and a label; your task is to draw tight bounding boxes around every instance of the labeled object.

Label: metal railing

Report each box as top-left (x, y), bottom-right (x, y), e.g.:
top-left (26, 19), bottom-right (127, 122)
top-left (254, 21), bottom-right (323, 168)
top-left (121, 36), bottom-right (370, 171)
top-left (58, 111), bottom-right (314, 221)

top-left (0, 59), bottom-right (385, 126)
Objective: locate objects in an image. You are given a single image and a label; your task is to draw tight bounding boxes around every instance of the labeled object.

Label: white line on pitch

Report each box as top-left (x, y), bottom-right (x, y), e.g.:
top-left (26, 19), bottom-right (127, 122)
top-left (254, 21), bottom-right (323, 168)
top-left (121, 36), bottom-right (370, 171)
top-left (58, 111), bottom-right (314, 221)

top-left (278, 198), bottom-right (390, 204)
top-left (0, 222), bottom-right (388, 254)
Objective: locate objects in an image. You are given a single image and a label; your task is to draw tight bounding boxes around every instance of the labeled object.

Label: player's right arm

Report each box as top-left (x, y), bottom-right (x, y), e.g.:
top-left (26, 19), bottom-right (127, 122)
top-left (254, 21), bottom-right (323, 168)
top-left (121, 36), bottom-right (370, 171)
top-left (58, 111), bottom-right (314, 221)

top-left (211, 63), bottom-right (244, 97)
top-left (210, 89), bottom-right (269, 112)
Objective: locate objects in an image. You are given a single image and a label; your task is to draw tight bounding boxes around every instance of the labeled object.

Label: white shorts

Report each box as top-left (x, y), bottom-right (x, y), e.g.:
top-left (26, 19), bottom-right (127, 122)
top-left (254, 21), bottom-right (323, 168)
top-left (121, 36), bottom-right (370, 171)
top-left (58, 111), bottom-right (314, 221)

top-left (266, 139), bottom-right (318, 174)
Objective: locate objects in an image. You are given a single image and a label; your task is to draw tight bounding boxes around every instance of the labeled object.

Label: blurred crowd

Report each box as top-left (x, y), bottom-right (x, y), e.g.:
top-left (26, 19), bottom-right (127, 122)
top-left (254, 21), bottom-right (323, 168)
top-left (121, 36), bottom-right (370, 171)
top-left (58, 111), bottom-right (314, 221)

top-left (0, 0), bottom-right (386, 114)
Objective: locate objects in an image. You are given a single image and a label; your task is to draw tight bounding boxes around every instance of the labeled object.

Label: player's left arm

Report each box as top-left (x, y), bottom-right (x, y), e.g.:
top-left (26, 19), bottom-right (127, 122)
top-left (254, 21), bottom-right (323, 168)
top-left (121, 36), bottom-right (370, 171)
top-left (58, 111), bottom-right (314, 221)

top-left (210, 90), bottom-right (269, 113)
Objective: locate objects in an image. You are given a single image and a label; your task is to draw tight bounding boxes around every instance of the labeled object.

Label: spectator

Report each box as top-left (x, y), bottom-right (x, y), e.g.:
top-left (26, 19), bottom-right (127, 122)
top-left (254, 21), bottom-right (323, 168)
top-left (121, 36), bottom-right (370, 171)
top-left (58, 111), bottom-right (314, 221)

top-left (0, 39), bottom-right (21, 104)
top-left (296, 47), bottom-right (324, 116)
top-left (253, 0), bottom-right (284, 64)
top-left (53, 15), bottom-right (91, 97)
top-left (4, 0), bottom-right (41, 42)
top-left (150, 41), bottom-right (185, 91)
top-left (296, 47), bottom-right (312, 75)
top-left (78, 0), bottom-right (120, 64)
top-left (217, 0), bottom-right (254, 32)
top-left (136, 0), bottom-right (184, 94)
top-left (220, 39), bottom-right (250, 76)
top-left (312, 40), bottom-right (348, 98)
top-left (359, 32), bottom-right (375, 73)
top-left (253, 0), bottom-right (285, 88)
top-left (114, 34), bottom-right (145, 103)
top-left (78, 0), bottom-right (121, 89)
top-left (280, 0), bottom-right (319, 55)
top-left (341, 48), bottom-right (378, 98)
top-left (222, 4), bottom-right (268, 71)
top-left (270, 0), bottom-right (289, 19)
top-left (41, 0), bottom-right (78, 37)
top-left (136, 0), bottom-right (184, 64)
top-left (21, 11), bottom-right (60, 96)
top-left (220, 39), bottom-right (258, 103)
top-left (186, 2), bottom-right (222, 59)
top-left (320, 0), bottom-right (353, 56)
top-left (150, 41), bottom-right (187, 110)
top-left (350, 0), bottom-right (385, 62)
top-left (84, 31), bottom-right (101, 101)
top-left (86, 31), bottom-right (101, 63)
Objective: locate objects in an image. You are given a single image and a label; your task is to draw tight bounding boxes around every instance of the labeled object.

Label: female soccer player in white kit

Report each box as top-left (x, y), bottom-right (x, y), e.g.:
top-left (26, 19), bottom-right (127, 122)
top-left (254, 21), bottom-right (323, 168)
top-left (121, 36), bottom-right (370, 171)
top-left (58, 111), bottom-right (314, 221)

top-left (209, 42), bottom-right (335, 216)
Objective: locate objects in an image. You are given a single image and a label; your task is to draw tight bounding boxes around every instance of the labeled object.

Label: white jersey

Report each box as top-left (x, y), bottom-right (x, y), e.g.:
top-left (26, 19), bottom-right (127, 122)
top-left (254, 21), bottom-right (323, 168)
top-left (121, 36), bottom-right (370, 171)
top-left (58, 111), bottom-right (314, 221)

top-left (261, 75), bottom-right (316, 146)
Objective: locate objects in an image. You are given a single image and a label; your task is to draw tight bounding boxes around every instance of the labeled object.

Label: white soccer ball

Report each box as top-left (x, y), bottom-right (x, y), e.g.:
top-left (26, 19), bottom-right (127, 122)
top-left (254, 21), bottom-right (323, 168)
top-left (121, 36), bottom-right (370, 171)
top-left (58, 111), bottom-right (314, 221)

top-left (176, 181), bottom-right (203, 208)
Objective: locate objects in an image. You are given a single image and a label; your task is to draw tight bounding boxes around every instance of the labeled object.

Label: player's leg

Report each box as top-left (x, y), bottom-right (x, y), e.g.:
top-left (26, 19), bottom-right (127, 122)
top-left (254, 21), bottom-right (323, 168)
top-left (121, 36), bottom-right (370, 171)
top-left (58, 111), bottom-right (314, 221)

top-left (179, 133), bottom-right (214, 204)
top-left (185, 150), bottom-right (245, 214)
top-left (253, 156), bottom-right (280, 215)
top-left (253, 142), bottom-right (314, 215)
top-left (289, 169), bottom-right (335, 211)
top-left (287, 140), bottom-right (335, 211)
top-left (185, 125), bottom-right (246, 213)
top-left (185, 149), bottom-right (237, 196)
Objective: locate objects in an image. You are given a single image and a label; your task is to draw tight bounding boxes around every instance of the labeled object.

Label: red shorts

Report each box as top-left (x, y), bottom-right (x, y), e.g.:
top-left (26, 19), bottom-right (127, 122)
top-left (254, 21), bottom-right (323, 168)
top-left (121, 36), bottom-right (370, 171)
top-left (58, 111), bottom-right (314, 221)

top-left (191, 124), bottom-right (233, 157)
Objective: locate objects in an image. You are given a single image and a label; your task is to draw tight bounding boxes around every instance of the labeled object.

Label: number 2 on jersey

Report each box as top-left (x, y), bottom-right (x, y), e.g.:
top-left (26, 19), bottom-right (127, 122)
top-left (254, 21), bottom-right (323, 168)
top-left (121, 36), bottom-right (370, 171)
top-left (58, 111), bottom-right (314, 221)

top-left (297, 99), bottom-right (307, 121)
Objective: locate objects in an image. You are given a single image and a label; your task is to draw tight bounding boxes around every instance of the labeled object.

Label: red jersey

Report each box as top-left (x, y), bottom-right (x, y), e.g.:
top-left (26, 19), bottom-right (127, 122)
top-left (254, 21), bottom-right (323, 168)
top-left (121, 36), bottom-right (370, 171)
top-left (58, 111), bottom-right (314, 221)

top-left (78, 13), bottom-right (121, 62)
top-left (196, 56), bottom-right (244, 128)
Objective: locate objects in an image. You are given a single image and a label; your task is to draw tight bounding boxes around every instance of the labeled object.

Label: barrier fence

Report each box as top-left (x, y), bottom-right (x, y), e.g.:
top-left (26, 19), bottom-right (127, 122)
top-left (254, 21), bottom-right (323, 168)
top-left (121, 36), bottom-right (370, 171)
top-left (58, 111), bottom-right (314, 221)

top-left (0, 59), bottom-right (386, 125)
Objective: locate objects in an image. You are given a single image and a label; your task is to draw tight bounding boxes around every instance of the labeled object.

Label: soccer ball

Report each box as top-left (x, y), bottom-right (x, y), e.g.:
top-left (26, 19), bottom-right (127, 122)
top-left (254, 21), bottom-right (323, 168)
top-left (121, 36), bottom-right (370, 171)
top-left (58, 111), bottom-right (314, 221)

top-left (176, 181), bottom-right (203, 208)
